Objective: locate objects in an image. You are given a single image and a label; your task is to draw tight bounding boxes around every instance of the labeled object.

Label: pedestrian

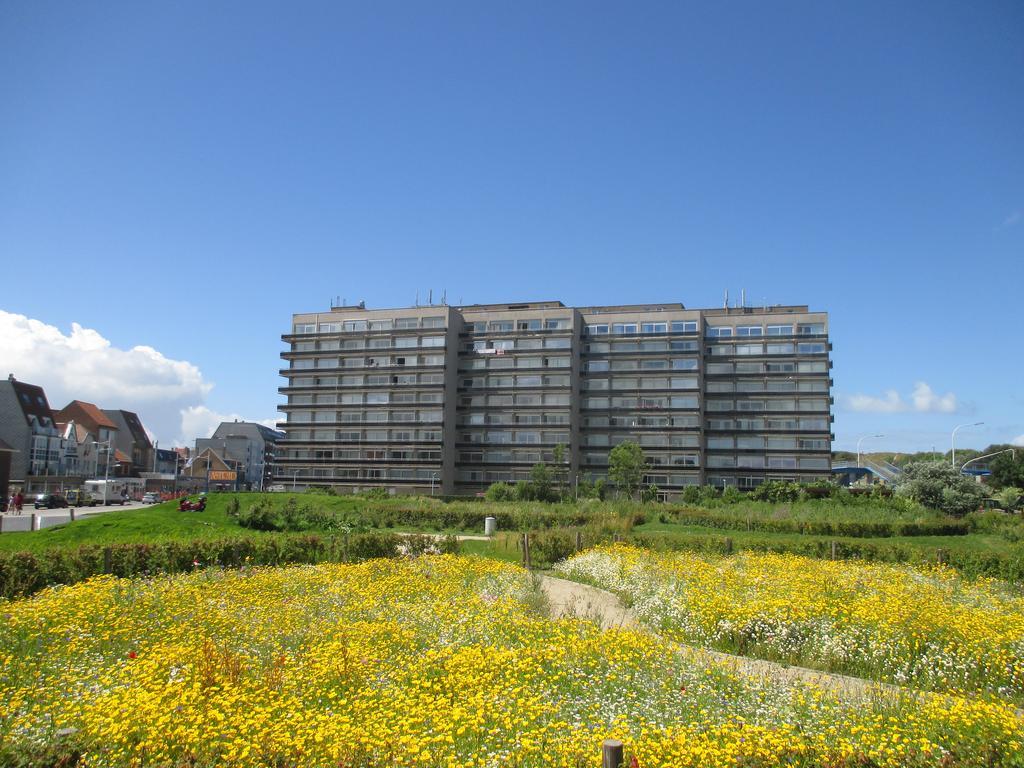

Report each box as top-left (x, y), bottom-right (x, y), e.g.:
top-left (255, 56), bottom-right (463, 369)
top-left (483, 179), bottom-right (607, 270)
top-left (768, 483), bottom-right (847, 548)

top-left (14, 491), bottom-right (24, 514)
top-left (4, 494), bottom-right (11, 513)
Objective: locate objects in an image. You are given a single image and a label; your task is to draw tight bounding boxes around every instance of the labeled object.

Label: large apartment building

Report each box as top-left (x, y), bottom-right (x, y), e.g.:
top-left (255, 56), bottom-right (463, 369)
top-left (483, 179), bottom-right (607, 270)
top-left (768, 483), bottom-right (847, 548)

top-left (275, 300), bottom-right (832, 497)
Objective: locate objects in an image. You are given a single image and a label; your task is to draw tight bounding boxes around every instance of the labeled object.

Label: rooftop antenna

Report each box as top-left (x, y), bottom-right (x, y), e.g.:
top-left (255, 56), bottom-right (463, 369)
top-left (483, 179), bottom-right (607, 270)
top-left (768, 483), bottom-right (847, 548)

top-left (415, 289), bottom-right (420, 307)
top-left (441, 289), bottom-right (446, 305)
top-left (428, 289), bottom-right (433, 305)
top-left (741, 288), bottom-right (746, 308)
top-left (724, 289), bottom-right (729, 309)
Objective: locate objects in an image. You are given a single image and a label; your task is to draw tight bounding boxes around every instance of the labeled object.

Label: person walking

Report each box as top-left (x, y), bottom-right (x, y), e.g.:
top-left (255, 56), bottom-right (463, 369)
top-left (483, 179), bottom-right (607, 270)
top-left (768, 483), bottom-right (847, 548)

top-left (14, 491), bottom-right (24, 514)
top-left (4, 493), bottom-right (12, 513)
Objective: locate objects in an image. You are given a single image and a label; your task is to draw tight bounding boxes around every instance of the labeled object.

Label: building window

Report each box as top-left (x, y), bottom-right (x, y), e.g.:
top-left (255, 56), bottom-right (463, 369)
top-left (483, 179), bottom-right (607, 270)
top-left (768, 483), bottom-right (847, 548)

top-left (671, 321), bottom-right (698, 333)
top-left (706, 326), bottom-right (733, 337)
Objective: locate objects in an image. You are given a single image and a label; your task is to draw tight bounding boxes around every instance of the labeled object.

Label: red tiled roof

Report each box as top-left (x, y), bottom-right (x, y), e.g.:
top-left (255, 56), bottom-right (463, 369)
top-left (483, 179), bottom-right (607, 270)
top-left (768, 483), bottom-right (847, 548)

top-left (114, 449), bottom-right (131, 463)
top-left (55, 401), bottom-right (118, 431)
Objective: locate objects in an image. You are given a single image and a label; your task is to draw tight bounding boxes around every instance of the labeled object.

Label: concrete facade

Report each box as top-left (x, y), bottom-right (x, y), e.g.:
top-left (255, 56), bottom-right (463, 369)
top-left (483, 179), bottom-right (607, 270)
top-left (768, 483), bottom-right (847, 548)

top-left (275, 300), bottom-right (833, 497)
top-left (195, 421), bottom-right (285, 490)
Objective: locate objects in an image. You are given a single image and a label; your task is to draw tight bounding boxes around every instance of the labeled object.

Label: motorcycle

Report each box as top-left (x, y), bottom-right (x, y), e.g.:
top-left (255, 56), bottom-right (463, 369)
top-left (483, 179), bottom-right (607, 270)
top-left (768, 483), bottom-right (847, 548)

top-left (178, 496), bottom-right (207, 512)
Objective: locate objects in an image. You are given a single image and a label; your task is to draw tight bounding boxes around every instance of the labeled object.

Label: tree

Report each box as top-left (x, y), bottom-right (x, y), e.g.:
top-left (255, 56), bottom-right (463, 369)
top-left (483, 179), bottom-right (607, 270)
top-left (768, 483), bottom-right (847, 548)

top-left (989, 449), bottom-right (1024, 490)
top-left (994, 487), bottom-right (1022, 511)
top-left (896, 461), bottom-right (986, 517)
top-left (528, 462), bottom-right (555, 502)
top-left (552, 443), bottom-right (568, 498)
top-left (608, 441), bottom-right (646, 500)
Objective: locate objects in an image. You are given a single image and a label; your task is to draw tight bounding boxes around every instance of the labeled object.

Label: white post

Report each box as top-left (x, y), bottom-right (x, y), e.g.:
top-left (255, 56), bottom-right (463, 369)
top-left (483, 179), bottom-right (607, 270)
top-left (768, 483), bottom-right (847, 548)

top-left (951, 422), bottom-right (984, 467)
top-left (856, 434), bottom-right (884, 468)
top-left (101, 440), bottom-right (112, 505)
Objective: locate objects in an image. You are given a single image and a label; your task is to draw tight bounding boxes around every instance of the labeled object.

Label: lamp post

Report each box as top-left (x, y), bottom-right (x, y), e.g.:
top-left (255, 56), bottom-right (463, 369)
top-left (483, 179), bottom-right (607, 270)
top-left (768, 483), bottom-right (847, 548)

top-left (960, 449), bottom-right (1015, 474)
top-left (951, 422), bottom-right (984, 467)
top-left (856, 434), bottom-right (885, 468)
top-left (101, 441), bottom-right (113, 505)
top-left (430, 472), bottom-right (439, 497)
top-left (172, 452), bottom-right (181, 497)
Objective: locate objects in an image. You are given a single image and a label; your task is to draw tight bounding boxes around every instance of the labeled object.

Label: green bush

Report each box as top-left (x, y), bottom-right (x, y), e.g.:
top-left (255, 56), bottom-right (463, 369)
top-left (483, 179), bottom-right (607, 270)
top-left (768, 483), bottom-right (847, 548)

top-left (485, 482), bottom-right (517, 502)
top-left (897, 462), bottom-right (987, 517)
top-left (0, 531), bottom-right (412, 600)
top-left (748, 480), bottom-right (803, 503)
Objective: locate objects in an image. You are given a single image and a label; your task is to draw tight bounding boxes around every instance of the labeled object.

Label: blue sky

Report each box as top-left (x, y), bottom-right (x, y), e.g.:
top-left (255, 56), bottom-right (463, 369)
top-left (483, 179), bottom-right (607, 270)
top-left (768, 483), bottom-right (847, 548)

top-left (1, 1), bottom-right (1021, 450)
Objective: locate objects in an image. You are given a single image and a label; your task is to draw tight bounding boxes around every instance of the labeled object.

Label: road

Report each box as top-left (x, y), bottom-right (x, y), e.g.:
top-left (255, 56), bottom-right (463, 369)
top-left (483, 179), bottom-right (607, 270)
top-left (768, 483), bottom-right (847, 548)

top-left (26, 500), bottom-right (153, 523)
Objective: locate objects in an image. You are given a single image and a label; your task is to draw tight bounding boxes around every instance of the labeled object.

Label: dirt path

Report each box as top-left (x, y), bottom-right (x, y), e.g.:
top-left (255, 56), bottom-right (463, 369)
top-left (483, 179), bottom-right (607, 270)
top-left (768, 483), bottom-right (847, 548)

top-left (536, 574), bottom-right (904, 701)
top-left (538, 575), bottom-right (637, 630)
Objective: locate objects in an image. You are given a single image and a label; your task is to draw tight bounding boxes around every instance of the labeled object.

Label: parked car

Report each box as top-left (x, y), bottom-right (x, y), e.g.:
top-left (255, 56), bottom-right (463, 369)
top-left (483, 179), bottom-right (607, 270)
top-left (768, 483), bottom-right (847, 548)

top-left (34, 493), bottom-right (69, 509)
top-left (66, 489), bottom-right (99, 507)
top-left (141, 492), bottom-right (160, 504)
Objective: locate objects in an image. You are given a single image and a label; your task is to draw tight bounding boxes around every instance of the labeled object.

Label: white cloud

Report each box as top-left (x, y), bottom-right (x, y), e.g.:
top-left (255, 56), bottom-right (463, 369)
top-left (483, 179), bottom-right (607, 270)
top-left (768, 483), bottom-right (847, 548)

top-left (840, 381), bottom-right (958, 414)
top-left (1013, 435), bottom-right (1024, 447)
top-left (0, 311), bottom-right (274, 446)
top-left (845, 390), bottom-right (906, 413)
top-left (909, 382), bottom-right (957, 413)
top-left (180, 406), bottom-right (279, 445)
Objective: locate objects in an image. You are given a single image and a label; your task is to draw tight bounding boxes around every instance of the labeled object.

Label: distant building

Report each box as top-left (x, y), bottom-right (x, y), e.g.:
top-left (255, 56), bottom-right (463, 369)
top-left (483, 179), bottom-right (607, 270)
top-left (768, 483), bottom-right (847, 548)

top-left (182, 446), bottom-right (242, 490)
top-left (0, 438), bottom-right (16, 506)
top-left (275, 300), bottom-right (832, 497)
top-left (53, 400), bottom-right (120, 477)
top-left (0, 374), bottom-right (63, 486)
top-left (195, 421), bottom-right (284, 490)
top-left (103, 409), bottom-right (154, 475)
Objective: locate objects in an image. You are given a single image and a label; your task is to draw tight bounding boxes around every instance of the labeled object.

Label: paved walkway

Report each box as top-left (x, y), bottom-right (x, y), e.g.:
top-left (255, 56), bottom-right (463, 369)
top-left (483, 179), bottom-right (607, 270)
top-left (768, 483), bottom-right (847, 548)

top-left (536, 574), bottom-right (908, 702)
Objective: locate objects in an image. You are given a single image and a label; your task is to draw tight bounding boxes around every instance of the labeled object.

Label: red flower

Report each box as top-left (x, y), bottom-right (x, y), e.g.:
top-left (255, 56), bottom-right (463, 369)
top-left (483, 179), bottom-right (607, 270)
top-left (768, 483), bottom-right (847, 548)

top-left (128, 651), bottom-right (137, 659)
top-left (630, 757), bottom-right (640, 768)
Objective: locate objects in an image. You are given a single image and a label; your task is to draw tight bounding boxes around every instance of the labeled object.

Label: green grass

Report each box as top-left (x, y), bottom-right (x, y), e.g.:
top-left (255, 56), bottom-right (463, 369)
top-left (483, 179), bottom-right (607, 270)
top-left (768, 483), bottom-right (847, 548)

top-left (633, 520), bottom-right (1016, 556)
top-left (3, 492), bottom-right (1021, 582)
top-left (0, 497), bottom-right (264, 553)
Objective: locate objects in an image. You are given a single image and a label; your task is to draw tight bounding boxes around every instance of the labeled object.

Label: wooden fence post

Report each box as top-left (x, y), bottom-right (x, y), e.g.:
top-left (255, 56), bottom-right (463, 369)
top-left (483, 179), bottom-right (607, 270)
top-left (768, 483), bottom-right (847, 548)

top-left (522, 533), bottom-right (531, 569)
top-left (575, 530), bottom-right (583, 552)
top-left (103, 546), bottom-right (113, 574)
top-left (937, 549), bottom-right (947, 566)
top-left (830, 540), bottom-right (838, 560)
top-left (602, 739), bottom-right (623, 768)
top-left (724, 537), bottom-right (733, 554)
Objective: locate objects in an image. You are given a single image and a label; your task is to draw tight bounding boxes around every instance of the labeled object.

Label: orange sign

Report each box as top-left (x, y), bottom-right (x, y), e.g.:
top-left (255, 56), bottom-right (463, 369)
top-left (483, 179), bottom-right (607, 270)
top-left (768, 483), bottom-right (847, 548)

top-left (208, 470), bottom-right (237, 482)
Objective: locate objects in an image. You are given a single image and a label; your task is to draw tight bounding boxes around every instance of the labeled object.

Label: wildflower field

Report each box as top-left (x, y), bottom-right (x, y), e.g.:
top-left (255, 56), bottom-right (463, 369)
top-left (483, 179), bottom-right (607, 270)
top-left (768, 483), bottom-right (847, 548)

top-left (556, 546), bottom-right (1024, 702)
top-left (2, 555), bottom-right (1023, 767)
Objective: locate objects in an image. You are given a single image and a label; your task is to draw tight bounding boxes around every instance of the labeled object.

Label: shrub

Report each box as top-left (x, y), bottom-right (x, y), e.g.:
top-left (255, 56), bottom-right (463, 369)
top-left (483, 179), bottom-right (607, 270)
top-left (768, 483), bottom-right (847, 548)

top-left (748, 480), bottom-right (802, 503)
top-left (0, 532), bottom-right (408, 599)
top-left (485, 482), bottom-right (517, 502)
top-left (721, 486), bottom-right (744, 504)
top-left (897, 462), bottom-right (987, 517)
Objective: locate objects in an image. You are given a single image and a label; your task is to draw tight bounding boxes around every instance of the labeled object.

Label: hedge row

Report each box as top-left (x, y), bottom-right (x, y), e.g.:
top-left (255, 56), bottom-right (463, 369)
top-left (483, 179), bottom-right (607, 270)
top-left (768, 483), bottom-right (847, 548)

top-left (341, 503), bottom-right (643, 533)
top-left (628, 532), bottom-right (1024, 583)
top-left (660, 507), bottom-right (971, 538)
top-left (515, 526), bottom-right (1024, 582)
top-left (0, 532), bottom-right (459, 600)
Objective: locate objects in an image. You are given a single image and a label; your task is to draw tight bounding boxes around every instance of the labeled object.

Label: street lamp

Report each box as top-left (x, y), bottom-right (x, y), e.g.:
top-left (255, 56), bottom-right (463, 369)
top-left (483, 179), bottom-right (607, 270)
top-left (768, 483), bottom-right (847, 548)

top-left (951, 422), bottom-right (984, 467)
top-left (856, 434), bottom-right (885, 468)
top-left (960, 449), bottom-right (1015, 474)
top-left (100, 440), bottom-right (114, 505)
top-left (430, 472), bottom-right (439, 497)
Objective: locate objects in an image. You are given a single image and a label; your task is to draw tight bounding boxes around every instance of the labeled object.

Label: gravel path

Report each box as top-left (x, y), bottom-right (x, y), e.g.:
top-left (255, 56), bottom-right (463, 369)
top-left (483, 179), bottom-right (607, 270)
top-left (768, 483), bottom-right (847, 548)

top-left (536, 574), bottom-right (903, 701)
